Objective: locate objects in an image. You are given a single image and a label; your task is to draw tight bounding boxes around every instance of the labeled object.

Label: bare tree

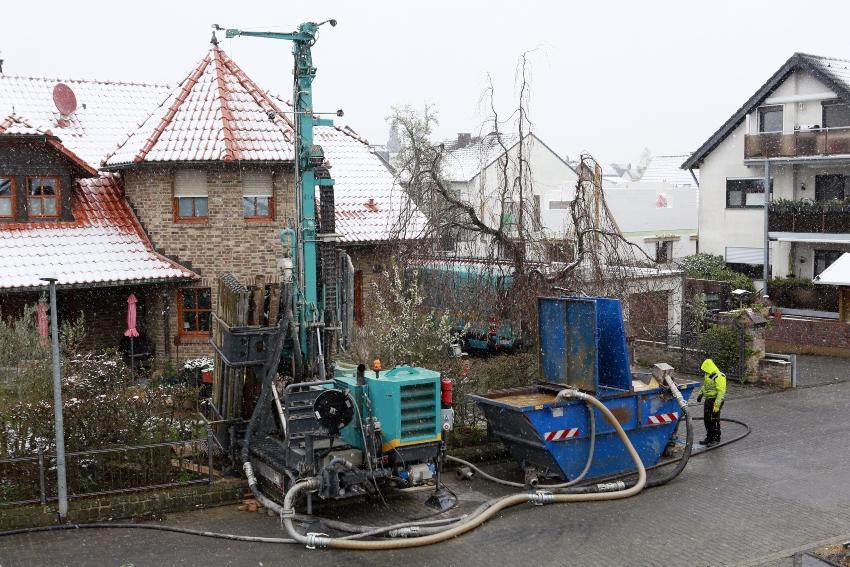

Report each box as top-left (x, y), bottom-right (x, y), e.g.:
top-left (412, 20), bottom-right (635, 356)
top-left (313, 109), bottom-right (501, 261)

top-left (384, 53), bottom-right (677, 345)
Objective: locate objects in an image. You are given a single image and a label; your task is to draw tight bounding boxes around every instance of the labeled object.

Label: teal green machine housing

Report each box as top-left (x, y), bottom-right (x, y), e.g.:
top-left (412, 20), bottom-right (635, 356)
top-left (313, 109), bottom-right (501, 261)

top-left (334, 366), bottom-right (442, 452)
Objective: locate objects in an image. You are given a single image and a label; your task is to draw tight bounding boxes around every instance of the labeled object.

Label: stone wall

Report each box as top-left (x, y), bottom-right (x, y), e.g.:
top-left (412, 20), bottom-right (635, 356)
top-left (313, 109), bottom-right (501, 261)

top-left (766, 316), bottom-right (850, 358)
top-left (757, 358), bottom-right (793, 388)
top-left (0, 478), bottom-right (246, 531)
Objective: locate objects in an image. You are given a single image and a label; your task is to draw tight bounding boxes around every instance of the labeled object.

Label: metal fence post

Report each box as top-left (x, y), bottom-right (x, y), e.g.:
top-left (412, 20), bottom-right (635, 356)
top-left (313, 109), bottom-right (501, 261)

top-left (37, 447), bottom-right (46, 505)
top-left (41, 277), bottom-right (68, 520)
top-left (207, 431), bottom-right (214, 485)
top-left (790, 353), bottom-right (797, 388)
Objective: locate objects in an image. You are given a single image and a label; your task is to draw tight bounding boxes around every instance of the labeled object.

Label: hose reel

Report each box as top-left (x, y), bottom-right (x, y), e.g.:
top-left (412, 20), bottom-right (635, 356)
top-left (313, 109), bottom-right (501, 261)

top-left (313, 389), bottom-right (354, 435)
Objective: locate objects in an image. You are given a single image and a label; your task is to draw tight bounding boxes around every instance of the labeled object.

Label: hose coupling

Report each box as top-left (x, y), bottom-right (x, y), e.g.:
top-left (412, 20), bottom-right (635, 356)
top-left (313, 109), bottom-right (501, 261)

top-left (243, 462), bottom-right (257, 487)
top-left (555, 388), bottom-right (586, 402)
top-left (389, 526), bottom-right (420, 538)
top-left (529, 490), bottom-right (554, 506)
top-left (305, 532), bottom-right (330, 549)
top-left (595, 481), bottom-right (626, 492)
top-left (281, 507), bottom-right (295, 519)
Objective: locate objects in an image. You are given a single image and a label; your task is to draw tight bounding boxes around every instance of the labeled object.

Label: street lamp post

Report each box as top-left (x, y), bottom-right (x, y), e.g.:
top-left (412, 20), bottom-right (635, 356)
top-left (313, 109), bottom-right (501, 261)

top-left (40, 277), bottom-right (67, 520)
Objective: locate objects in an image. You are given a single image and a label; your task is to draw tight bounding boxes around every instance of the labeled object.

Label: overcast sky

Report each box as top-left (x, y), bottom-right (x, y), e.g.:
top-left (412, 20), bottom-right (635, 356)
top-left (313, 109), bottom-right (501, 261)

top-left (3, 0), bottom-right (850, 163)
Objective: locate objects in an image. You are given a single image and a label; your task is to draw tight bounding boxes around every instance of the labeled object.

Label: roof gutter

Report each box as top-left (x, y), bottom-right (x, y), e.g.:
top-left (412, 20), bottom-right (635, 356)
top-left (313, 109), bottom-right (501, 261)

top-left (99, 159), bottom-right (296, 172)
top-left (0, 275), bottom-right (197, 294)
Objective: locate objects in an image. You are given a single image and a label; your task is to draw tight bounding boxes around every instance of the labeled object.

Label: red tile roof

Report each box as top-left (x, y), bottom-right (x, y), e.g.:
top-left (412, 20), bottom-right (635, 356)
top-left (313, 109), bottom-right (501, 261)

top-left (105, 46), bottom-right (295, 166)
top-left (0, 173), bottom-right (196, 290)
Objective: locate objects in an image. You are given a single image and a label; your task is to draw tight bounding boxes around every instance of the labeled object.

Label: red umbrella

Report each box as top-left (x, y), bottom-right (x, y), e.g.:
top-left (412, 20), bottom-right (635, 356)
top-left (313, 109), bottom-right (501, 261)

top-left (125, 294), bottom-right (140, 371)
top-left (36, 303), bottom-right (49, 346)
top-left (124, 294), bottom-right (139, 338)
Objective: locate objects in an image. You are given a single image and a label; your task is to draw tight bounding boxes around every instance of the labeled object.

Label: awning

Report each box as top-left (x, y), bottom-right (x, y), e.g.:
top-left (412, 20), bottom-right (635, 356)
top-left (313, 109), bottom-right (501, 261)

top-left (770, 232), bottom-right (850, 244)
top-left (726, 246), bottom-right (764, 265)
top-left (814, 253), bottom-right (850, 286)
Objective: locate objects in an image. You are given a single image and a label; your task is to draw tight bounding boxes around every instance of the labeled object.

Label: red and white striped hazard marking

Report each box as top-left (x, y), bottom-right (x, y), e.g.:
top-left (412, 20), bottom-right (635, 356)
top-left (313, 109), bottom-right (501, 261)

top-left (647, 412), bottom-right (679, 425)
top-left (544, 428), bottom-right (580, 441)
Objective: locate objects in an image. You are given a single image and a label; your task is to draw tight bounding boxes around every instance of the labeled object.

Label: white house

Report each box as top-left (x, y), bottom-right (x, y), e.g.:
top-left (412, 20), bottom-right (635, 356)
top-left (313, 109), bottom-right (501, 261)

top-left (603, 155), bottom-right (699, 263)
top-left (440, 132), bottom-right (578, 258)
top-left (683, 52), bottom-right (850, 290)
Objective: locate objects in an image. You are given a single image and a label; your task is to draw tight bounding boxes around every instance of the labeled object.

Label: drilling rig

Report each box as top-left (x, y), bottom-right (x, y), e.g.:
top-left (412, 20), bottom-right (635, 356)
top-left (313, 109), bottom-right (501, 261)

top-left (208, 20), bottom-right (452, 509)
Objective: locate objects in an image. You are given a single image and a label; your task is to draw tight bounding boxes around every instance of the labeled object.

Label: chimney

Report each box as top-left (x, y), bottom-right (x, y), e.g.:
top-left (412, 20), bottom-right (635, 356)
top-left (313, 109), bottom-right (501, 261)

top-left (456, 133), bottom-right (472, 148)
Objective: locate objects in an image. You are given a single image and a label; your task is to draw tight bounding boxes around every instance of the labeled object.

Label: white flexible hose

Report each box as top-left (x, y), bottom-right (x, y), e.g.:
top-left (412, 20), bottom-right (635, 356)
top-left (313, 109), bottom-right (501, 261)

top-left (281, 389), bottom-right (647, 550)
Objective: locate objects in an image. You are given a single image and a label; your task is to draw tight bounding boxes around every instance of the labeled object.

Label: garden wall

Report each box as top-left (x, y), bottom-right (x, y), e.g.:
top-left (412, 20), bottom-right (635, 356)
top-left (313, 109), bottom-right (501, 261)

top-left (766, 317), bottom-right (850, 357)
top-left (0, 478), bottom-right (246, 531)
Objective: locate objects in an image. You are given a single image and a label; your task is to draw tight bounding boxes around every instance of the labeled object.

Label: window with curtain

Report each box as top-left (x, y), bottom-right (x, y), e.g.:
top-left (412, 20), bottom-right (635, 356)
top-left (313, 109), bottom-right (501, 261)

top-left (242, 171), bottom-right (274, 219)
top-left (173, 170), bottom-right (208, 221)
top-left (0, 177), bottom-right (13, 217)
top-left (27, 177), bottom-right (60, 218)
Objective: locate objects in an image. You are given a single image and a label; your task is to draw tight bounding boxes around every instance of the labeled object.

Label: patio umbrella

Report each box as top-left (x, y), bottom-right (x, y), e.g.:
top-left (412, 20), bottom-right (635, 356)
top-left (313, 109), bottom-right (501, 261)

top-left (36, 302), bottom-right (49, 346)
top-left (124, 294), bottom-right (139, 368)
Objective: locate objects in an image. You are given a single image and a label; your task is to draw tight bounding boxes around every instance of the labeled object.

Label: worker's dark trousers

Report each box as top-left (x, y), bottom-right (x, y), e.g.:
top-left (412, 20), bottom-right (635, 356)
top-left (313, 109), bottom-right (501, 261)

top-left (703, 398), bottom-right (723, 442)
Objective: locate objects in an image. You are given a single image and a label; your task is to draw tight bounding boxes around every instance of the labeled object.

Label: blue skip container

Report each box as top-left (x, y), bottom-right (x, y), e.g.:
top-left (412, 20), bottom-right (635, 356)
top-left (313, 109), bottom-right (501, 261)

top-left (469, 296), bottom-right (698, 481)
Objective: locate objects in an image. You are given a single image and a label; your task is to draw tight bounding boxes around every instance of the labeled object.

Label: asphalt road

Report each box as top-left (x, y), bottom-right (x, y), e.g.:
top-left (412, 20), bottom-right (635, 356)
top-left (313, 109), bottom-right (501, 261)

top-left (3, 379), bottom-right (850, 567)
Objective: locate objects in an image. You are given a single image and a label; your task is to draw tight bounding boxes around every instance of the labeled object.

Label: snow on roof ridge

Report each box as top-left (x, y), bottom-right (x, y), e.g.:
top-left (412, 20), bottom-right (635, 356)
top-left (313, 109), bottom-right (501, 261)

top-left (797, 52), bottom-right (850, 65)
top-left (0, 112), bottom-right (51, 135)
top-left (0, 73), bottom-right (170, 89)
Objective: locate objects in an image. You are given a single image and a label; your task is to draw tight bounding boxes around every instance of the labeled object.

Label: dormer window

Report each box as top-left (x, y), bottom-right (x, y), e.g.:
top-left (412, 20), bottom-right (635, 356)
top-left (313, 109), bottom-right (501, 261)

top-left (0, 177), bottom-right (13, 218)
top-left (758, 106), bottom-right (783, 133)
top-left (27, 177), bottom-right (60, 218)
top-left (242, 172), bottom-right (274, 220)
top-left (173, 170), bottom-right (208, 222)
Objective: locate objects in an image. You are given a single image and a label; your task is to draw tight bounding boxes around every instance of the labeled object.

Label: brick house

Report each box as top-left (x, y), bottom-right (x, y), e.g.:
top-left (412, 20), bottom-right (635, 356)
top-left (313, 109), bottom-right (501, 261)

top-left (0, 43), bottom-right (424, 363)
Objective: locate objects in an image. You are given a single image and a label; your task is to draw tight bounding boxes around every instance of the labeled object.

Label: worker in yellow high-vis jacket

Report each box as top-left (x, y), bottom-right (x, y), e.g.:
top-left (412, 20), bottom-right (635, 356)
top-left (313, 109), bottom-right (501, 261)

top-left (696, 358), bottom-right (727, 446)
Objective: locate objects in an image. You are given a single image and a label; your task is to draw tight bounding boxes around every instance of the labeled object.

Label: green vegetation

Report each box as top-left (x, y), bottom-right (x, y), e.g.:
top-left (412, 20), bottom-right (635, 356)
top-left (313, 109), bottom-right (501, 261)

top-left (697, 325), bottom-right (740, 377)
top-left (679, 253), bottom-right (755, 292)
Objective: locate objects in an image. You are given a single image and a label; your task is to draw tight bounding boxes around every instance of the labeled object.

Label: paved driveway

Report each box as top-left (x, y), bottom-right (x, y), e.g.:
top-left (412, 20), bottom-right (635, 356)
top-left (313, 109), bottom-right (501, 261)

top-left (3, 381), bottom-right (850, 567)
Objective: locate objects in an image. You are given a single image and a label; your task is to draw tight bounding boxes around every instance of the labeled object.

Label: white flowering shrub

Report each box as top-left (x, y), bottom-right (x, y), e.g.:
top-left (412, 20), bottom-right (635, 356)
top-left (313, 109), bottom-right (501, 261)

top-left (350, 264), bottom-right (464, 367)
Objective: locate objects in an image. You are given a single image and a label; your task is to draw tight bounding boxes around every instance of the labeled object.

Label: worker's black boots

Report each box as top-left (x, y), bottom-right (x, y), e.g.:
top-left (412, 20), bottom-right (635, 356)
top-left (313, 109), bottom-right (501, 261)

top-left (702, 398), bottom-right (722, 446)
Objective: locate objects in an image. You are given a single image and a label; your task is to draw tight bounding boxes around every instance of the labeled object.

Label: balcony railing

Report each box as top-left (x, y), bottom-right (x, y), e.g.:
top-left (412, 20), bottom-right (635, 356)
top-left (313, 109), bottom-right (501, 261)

top-left (745, 127), bottom-right (850, 159)
top-left (768, 200), bottom-right (850, 233)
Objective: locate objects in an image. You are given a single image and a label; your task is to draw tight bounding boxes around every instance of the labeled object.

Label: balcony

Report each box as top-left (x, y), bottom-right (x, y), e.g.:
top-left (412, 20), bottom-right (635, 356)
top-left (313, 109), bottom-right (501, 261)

top-left (768, 200), bottom-right (850, 233)
top-left (745, 127), bottom-right (850, 159)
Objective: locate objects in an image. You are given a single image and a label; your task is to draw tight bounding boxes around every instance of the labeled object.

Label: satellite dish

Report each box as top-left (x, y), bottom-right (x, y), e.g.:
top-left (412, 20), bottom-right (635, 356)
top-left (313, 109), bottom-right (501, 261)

top-left (52, 83), bottom-right (77, 116)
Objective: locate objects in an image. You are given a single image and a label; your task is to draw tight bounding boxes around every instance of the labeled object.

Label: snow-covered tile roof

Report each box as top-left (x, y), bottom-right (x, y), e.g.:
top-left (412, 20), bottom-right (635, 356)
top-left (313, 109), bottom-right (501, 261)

top-left (442, 132), bottom-right (521, 182)
top-left (315, 124), bottom-right (427, 243)
top-left (0, 75), bottom-right (170, 168)
top-left (799, 53), bottom-right (850, 90)
top-left (0, 113), bottom-right (51, 136)
top-left (0, 174), bottom-right (196, 290)
top-left (2, 45), bottom-right (425, 245)
top-left (639, 155), bottom-right (699, 187)
top-left (105, 46), bottom-right (295, 166)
